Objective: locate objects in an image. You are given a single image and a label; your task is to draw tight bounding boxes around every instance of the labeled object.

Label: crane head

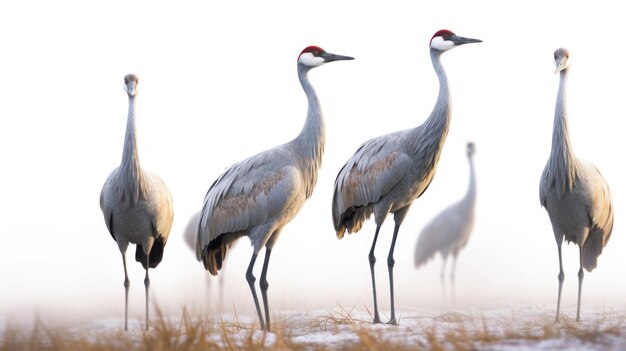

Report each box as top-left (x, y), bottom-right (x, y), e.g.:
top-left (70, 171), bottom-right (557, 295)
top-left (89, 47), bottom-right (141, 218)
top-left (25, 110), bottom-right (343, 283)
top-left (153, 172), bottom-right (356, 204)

top-left (124, 74), bottom-right (139, 97)
top-left (553, 47), bottom-right (570, 74)
top-left (429, 29), bottom-right (482, 51)
top-left (466, 141), bottom-right (475, 157)
top-left (298, 46), bottom-right (354, 67)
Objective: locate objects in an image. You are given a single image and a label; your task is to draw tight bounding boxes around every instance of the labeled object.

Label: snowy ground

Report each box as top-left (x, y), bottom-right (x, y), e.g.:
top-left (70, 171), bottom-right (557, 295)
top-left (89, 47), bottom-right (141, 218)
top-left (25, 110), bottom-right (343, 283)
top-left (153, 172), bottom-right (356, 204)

top-left (2, 304), bottom-right (626, 350)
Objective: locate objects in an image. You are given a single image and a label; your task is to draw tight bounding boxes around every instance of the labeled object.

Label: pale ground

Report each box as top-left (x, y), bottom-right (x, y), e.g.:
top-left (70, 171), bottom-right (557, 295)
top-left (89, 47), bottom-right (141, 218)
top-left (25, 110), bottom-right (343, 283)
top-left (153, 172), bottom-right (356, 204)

top-left (3, 304), bottom-right (625, 350)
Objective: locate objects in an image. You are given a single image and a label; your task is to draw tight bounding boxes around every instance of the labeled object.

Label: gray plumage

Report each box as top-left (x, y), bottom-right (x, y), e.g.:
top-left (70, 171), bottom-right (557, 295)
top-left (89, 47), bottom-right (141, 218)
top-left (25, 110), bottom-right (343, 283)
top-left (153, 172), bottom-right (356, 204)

top-left (332, 30), bottom-right (481, 325)
top-left (100, 74), bottom-right (174, 331)
top-left (414, 142), bottom-right (476, 302)
top-left (539, 48), bottom-right (614, 322)
top-left (196, 46), bottom-right (353, 332)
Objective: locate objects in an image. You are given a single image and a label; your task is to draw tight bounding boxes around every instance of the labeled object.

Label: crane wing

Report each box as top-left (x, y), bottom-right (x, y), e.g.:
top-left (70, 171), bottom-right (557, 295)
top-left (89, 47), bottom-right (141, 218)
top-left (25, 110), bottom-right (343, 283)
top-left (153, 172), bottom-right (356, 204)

top-left (99, 170), bottom-right (118, 241)
top-left (332, 134), bottom-right (410, 226)
top-left (578, 160), bottom-right (614, 271)
top-left (581, 162), bottom-right (614, 240)
top-left (144, 171), bottom-right (174, 243)
top-left (196, 151), bottom-right (300, 259)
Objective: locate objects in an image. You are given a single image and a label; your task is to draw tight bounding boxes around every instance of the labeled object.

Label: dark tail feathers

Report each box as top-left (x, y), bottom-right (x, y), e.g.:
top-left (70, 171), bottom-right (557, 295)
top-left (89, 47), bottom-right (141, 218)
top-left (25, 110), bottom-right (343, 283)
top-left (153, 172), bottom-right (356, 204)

top-left (135, 236), bottom-right (166, 269)
top-left (202, 235), bottom-right (227, 276)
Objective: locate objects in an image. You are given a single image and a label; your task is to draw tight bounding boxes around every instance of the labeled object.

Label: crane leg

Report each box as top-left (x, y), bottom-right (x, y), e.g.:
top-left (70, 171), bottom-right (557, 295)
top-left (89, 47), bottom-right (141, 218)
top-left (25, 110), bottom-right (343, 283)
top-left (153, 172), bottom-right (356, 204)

top-left (204, 274), bottom-right (211, 321)
top-left (219, 272), bottom-right (225, 314)
top-left (576, 245), bottom-right (584, 322)
top-left (450, 254), bottom-right (458, 307)
top-left (144, 255), bottom-right (150, 331)
top-left (440, 256), bottom-right (448, 303)
top-left (368, 225), bottom-right (382, 324)
top-left (245, 252), bottom-right (265, 331)
top-left (122, 253), bottom-right (130, 331)
top-left (555, 240), bottom-right (565, 323)
top-left (386, 221), bottom-right (401, 326)
top-left (260, 248), bottom-right (273, 332)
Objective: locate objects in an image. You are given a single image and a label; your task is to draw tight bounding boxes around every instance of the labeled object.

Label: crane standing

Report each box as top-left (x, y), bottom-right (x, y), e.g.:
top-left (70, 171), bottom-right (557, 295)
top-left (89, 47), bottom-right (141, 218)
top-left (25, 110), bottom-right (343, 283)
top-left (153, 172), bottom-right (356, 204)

top-left (414, 142), bottom-right (477, 303)
top-left (332, 30), bottom-right (481, 325)
top-left (100, 74), bottom-right (174, 331)
top-left (539, 48), bottom-right (613, 322)
top-left (196, 46), bottom-right (353, 332)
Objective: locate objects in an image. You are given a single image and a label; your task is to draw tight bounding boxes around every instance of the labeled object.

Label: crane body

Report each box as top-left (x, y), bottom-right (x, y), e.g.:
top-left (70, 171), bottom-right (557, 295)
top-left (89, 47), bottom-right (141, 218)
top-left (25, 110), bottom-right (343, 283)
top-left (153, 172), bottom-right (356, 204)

top-left (539, 48), bottom-right (613, 322)
top-left (100, 74), bottom-right (174, 331)
top-left (196, 47), bottom-right (353, 331)
top-left (332, 30), bottom-right (481, 325)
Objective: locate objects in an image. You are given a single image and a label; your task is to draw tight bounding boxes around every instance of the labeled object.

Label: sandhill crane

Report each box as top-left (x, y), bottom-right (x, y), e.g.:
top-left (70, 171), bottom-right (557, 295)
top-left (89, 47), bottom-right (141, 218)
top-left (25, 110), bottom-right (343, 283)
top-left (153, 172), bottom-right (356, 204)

top-left (196, 46), bottom-right (353, 332)
top-left (539, 48), bottom-right (614, 323)
top-left (100, 74), bottom-right (174, 331)
top-left (183, 211), bottom-right (224, 311)
top-left (332, 30), bottom-right (481, 325)
top-left (414, 142), bottom-right (477, 303)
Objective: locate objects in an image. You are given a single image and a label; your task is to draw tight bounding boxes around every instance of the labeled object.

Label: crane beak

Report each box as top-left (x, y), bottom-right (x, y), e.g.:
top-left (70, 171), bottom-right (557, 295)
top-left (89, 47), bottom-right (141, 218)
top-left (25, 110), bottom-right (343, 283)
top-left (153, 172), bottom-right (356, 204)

top-left (321, 52), bottom-right (355, 63)
top-left (554, 57), bottom-right (568, 74)
top-left (125, 82), bottom-right (138, 97)
top-left (450, 34), bottom-right (482, 46)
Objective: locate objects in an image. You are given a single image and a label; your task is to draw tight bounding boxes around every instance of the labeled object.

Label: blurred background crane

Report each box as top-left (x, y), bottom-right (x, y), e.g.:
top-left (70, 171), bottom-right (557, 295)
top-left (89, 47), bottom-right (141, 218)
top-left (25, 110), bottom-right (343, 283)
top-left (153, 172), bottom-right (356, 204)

top-left (414, 142), bottom-right (477, 304)
top-left (183, 211), bottom-right (225, 314)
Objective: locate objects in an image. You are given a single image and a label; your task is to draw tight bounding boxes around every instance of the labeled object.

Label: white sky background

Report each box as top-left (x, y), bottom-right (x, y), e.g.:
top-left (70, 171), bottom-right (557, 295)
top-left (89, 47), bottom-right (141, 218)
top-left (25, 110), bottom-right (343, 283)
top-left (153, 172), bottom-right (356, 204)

top-left (1, 0), bottom-right (624, 323)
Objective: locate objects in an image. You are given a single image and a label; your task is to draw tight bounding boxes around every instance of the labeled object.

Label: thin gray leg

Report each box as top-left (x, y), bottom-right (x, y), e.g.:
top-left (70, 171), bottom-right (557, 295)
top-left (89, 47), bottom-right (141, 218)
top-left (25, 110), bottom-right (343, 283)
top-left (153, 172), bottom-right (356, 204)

top-left (245, 252), bottom-right (265, 330)
top-left (219, 273), bottom-right (225, 314)
top-left (260, 248), bottom-right (273, 332)
top-left (122, 254), bottom-right (130, 331)
top-left (144, 255), bottom-right (150, 331)
top-left (555, 241), bottom-right (565, 323)
top-left (576, 245), bottom-right (584, 322)
top-left (368, 225), bottom-right (382, 324)
top-left (386, 221), bottom-right (401, 325)
top-left (440, 256), bottom-right (448, 303)
top-left (204, 274), bottom-right (211, 321)
top-left (450, 254), bottom-right (458, 306)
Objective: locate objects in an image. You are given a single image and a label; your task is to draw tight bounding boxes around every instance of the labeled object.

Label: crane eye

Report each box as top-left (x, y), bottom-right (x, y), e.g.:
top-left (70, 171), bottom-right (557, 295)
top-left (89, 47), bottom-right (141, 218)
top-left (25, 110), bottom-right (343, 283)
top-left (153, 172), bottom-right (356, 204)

top-left (313, 50), bottom-right (319, 56)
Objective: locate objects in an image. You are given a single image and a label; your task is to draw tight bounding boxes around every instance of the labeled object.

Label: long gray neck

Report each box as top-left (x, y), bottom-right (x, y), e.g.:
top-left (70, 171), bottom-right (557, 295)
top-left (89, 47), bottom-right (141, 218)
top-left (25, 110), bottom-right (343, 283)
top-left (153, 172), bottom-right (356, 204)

top-left (408, 49), bottom-right (452, 161)
top-left (119, 94), bottom-right (147, 204)
top-left (292, 63), bottom-right (325, 199)
top-left (547, 68), bottom-right (579, 196)
top-left (462, 154), bottom-right (476, 208)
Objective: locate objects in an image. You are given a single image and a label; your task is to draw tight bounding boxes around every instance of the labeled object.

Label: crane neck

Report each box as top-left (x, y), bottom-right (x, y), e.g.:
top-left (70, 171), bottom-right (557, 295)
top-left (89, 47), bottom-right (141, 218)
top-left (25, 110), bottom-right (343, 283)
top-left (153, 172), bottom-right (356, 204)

top-left (408, 49), bottom-right (451, 159)
top-left (119, 94), bottom-right (147, 204)
top-left (547, 68), bottom-right (580, 196)
top-left (293, 63), bottom-right (325, 198)
top-left (462, 154), bottom-right (477, 207)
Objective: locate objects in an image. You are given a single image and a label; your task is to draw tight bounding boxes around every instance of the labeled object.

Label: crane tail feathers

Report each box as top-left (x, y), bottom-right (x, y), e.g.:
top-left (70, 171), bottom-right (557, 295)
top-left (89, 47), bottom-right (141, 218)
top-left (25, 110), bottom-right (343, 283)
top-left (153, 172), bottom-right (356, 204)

top-left (334, 206), bottom-right (370, 239)
top-left (200, 232), bottom-right (244, 275)
top-left (135, 236), bottom-right (166, 269)
top-left (201, 235), bottom-right (229, 276)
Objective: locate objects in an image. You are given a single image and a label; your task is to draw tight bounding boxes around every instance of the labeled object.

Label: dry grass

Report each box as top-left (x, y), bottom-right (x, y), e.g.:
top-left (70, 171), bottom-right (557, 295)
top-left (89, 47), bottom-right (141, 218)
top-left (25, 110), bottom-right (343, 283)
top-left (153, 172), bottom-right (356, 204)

top-left (1, 306), bottom-right (625, 350)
